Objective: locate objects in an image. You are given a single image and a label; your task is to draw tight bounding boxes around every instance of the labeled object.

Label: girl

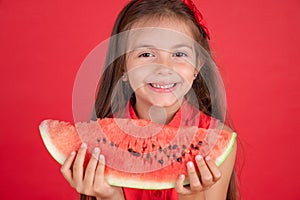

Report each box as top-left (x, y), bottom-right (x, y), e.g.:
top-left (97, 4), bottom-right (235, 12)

top-left (61, 0), bottom-right (238, 199)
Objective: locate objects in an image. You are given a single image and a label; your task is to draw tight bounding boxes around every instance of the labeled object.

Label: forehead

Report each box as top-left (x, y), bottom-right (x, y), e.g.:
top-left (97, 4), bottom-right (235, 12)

top-left (126, 17), bottom-right (197, 51)
top-left (131, 17), bottom-right (196, 39)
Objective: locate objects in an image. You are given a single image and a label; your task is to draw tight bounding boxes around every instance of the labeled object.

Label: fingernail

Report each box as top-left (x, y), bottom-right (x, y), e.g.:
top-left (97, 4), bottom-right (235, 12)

top-left (187, 161), bottom-right (193, 168)
top-left (195, 155), bottom-right (202, 161)
top-left (179, 174), bottom-right (185, 180)
top-left (81, 143), bottom-right (87, 148)
top-left (99, 154), bottom-right (105, 164)
top-left (205, 156), bottom-right (211, 161)
top-left (93, 147), bottom-right (100, 154)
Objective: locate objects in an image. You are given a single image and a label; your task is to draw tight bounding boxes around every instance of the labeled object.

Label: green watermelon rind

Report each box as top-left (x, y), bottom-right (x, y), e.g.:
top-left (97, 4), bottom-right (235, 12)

top-left (106, 132), bottom-right (237, 190)
top-left (215, 132), bottom-right (237, 167)
top-left (39, 120), bottom-right (70, 165)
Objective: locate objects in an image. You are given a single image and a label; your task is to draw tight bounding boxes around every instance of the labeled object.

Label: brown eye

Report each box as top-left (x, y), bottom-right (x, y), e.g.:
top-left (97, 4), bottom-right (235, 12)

top-left (138, 52), bottom-right (155, 58)
top-left (173, 52), bottom-right (188, 57)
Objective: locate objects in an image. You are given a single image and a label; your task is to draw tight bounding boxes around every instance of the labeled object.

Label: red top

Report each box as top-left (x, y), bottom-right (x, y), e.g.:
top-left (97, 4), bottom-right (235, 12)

top-left (121, 100), bottom-right (218, 200)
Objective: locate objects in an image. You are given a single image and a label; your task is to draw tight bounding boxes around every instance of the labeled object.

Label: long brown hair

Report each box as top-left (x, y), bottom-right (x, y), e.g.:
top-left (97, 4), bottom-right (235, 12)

top-left (82, 0), bottom-right (239, 199)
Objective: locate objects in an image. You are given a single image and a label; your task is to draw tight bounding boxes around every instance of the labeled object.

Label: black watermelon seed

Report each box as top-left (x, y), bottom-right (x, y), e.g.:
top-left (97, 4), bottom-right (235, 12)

top-left (110, 142), bottom-right (114, 147)
top-left (181, 152), bottom-right (185, 156)
top-left (168, 145), bottom-right (172, 150)
top-left (158, 147), bottom-right (163, 152)
top-left (96, 138), bottom-right (101, 143)
top-left (127, 148), bottom-right (141, 157)
top-left (132, 151), bottom-right (141, 157)
top-left (190, 144), bottom-right (199, 150)
top-left (158, 159), bottom-right (164, 165)
top-left (152, 144), bottom-right (155, 148)
top-left (182, 145), bottom-right (187, 149)
top-left (114, 143), bottom-right (119, 148)
top-left (172, 144), bottom-right (178, 150)
top-left (198, 141), bottom-right (203, 145)
top-left (102, 138), bottom-right (107, 144)
top-left (176, 157), bottom-right (182, 162)
top-left (167, 154), bottom-right (170, 158)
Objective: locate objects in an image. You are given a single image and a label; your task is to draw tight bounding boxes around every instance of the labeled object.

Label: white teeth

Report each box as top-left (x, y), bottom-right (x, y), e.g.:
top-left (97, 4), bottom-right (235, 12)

top-left (150, 83), bottom-right (176, 89)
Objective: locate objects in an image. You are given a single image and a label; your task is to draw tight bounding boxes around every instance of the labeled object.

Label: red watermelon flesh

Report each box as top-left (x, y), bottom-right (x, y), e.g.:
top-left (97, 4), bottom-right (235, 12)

top-left (39, 118), bottom-right (236, 190)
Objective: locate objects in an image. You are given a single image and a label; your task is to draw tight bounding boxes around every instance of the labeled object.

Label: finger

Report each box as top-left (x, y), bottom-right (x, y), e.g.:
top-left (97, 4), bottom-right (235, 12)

top-left (93, 154), bottom-right (116, 197)
top-left (94, 154), bottom-right (107, 191)
top-left (175, 174), bottom-right (192, 195)
top-left (83, 147), bottom-right (101, 186)
top-left (187, 161), bottom-right (202, 191)
top-left (60, 151), bottom-right (76, 183)
top-left (72, 143), bottom-right (87, 184)
top-left (204, 156), bottom-right (222, 182)
top-left (195, 155), bottom-right (213, 188)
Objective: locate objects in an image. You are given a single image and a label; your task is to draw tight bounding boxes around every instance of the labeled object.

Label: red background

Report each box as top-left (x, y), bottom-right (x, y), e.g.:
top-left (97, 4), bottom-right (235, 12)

top-left (1, 0), bottom-right (300, 199)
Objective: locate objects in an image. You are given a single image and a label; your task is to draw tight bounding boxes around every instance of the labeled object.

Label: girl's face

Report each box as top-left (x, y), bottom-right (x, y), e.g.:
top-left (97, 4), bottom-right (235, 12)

top-left (125, 17), bottom-right (200, 113)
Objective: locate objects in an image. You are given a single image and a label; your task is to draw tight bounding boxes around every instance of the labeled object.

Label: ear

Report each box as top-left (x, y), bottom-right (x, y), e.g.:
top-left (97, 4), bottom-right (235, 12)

top-left (193, 68), bottom-right (200, 79)
top-left (122, 73), bottom-right (128, 81)
top-left (193, 61), bottom-right (204, 79)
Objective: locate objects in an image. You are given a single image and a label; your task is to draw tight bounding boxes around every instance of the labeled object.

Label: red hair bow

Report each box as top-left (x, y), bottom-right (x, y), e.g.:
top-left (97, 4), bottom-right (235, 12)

top-left (183, 0), bottom-right (210, 39)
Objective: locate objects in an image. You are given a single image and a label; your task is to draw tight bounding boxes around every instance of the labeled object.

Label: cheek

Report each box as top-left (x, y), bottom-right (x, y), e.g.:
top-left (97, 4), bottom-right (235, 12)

top-left (176, 67), bottom-right (196, 85)
top-left (125, 56), bottom-right (135, 72)
top-left (127, 73), bottom-right (143, 91)
top-left (126, 67), bottom-right (151, 91)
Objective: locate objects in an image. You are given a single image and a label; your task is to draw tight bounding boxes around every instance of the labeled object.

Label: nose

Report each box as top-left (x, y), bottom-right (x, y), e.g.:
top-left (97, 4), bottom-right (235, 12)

top-left (155, 51), bottom-right (174, 75)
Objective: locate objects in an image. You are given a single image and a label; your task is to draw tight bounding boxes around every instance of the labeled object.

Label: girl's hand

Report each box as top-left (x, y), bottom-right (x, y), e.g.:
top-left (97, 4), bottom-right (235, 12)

top-left (60, 143), bottom-right (124, 200)
top-left (175, 155), bottom-right (221, 199)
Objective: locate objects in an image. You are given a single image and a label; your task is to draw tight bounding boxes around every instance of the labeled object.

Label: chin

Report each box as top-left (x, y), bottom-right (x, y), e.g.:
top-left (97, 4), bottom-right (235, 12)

top-left (150, 98), bottom-right (181, 108)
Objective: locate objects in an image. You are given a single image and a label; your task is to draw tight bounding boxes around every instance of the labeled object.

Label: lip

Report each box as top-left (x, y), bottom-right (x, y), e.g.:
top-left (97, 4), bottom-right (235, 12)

top-left (147, 82), bottom-right (178, 93)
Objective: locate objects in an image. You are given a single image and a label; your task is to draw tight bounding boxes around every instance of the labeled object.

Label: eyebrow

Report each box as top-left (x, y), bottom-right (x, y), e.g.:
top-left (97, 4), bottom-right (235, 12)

top-left (131, 44), bottom-right (156, 49)
top-left (130, 43), bottom-right (193, 51)
top-left (172, 44), bottom-right (194, 50)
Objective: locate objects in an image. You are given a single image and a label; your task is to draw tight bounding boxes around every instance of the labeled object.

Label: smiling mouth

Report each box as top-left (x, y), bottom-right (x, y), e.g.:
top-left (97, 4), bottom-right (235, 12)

top-left (149, 83), bottom-right (177, 89)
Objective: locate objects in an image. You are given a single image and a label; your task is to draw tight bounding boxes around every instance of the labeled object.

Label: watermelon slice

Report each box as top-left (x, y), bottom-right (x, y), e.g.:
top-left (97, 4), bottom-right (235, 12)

top-left (39, 118), bottom-right (236, 190)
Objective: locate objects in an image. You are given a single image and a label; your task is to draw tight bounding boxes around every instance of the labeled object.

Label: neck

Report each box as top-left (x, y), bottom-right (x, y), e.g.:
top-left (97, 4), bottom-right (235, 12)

top-left (134, 101), bottom-right (182, 124)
